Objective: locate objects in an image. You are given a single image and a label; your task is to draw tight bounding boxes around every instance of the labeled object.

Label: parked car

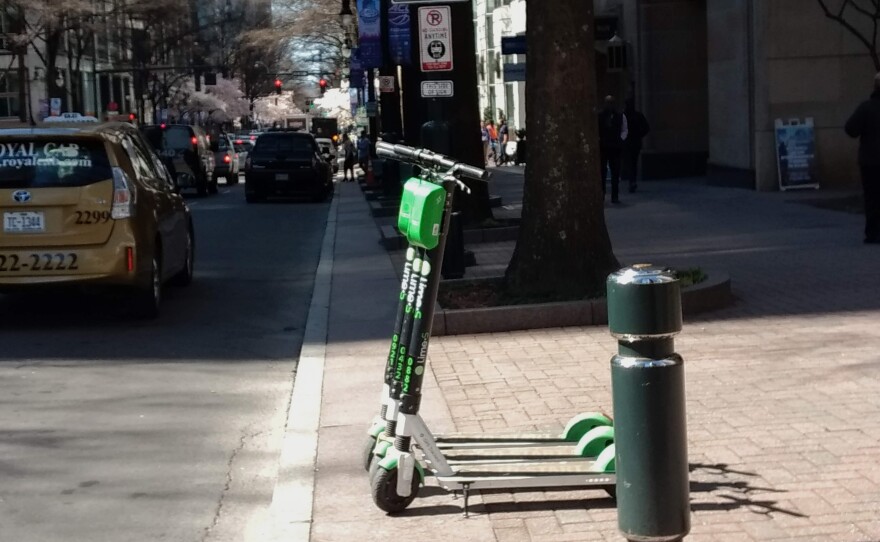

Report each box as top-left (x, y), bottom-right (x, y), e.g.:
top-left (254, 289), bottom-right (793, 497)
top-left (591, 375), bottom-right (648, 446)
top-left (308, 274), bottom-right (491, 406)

top-left (232, 137), bottom-right (253, 172)
top-left (0, 122), bottom-right (195, 318)
top-left (212, 133), bottom-right (240, 185)
top-left (141, 124), bottom-right (217, 196)
top-left (315, 137), bottom-right (339, 174)
top-left (244, 132), bottom-right (333, 203)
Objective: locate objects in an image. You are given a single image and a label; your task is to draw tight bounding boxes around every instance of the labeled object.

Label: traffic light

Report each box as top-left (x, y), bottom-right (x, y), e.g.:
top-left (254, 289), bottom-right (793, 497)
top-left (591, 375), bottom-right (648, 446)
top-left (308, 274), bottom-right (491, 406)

top-left (274, 79), bottom-right (282, 95)
top-left (319, 78), bottom-right (328, 96)
top-left (128, 113), bottom-right (137, 123)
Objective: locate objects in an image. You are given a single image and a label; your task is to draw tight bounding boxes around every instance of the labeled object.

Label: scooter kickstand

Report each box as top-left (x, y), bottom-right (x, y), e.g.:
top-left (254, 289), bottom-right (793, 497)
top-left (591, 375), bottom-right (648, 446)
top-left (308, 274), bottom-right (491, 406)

top-left (462, 483), bottom-right (471, 518)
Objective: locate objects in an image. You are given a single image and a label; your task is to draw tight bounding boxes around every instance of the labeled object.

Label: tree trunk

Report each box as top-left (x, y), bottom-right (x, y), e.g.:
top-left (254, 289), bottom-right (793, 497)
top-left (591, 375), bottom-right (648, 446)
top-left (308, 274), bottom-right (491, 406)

top-left (504, 1), bottom-right (619, 299)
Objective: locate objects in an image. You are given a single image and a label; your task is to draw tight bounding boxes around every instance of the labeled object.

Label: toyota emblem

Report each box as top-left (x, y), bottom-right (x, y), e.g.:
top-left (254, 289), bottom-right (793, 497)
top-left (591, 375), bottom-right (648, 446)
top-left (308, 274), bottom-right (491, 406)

top-left (12, 190), bottom-right (31, 203)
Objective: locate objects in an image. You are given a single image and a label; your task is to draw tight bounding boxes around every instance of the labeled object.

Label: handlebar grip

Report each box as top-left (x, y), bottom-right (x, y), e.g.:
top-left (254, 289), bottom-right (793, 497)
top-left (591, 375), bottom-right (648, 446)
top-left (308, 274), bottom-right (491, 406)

top-left (455, 163), bottom-right (488, 181)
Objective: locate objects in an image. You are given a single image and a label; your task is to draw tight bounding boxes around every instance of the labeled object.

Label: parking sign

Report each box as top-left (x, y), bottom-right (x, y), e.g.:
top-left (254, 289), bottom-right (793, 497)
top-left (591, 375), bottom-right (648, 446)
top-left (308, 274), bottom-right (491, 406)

top-left (419, 6), bottom-right (452, 72)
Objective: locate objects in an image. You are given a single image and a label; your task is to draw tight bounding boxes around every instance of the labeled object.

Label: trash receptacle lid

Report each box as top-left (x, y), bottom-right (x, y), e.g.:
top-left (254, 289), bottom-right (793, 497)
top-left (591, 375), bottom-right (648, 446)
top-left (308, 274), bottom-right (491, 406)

top-left (610, 264), bottom-right (676, 286)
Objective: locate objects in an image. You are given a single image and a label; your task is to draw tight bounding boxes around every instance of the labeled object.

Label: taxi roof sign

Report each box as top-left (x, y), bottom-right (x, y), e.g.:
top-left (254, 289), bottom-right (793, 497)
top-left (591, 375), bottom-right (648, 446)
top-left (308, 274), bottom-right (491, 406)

top-left (43, 113), bottom-right (99, 123)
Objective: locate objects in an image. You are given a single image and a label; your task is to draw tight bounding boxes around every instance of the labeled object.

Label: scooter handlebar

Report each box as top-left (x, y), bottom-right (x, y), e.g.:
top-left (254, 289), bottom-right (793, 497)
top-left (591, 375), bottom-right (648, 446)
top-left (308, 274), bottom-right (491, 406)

top-left (374, 141), bottom-right (488, 181)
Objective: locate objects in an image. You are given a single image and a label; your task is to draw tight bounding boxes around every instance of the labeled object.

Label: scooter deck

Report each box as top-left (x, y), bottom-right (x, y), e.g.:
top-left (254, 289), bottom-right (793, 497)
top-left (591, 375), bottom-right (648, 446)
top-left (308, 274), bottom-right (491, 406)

top-left (437, 445), bottom-right (590, 463)
top-left (434, 433), bottom-right (572, 449)
top-left (434, 460), bottom-right (615, 491)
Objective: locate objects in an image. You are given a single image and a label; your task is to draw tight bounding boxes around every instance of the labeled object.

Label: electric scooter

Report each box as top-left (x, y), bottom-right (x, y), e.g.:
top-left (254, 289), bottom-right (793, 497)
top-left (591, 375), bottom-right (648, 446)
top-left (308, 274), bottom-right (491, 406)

top-left (363, 143), bottom-right (617, 515)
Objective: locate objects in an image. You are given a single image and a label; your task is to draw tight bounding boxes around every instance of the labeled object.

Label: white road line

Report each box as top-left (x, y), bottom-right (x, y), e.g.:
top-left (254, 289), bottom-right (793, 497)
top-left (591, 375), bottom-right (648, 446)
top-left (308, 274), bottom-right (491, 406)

top-left (261, 193), bottom-right (337, 542)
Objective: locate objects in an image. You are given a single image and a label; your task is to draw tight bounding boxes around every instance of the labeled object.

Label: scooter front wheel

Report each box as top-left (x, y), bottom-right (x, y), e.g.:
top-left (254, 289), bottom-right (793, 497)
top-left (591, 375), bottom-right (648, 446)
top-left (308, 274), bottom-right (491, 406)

top-left (371, 466), bottom-right (420, 514)
top-left (362, 434), bottom-right (378, 472)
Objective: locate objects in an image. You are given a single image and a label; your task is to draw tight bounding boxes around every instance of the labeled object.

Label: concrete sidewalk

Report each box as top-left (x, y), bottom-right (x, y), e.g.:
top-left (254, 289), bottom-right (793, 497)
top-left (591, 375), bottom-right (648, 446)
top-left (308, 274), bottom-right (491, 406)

top-left (303, 175), bottom-right (880, 542)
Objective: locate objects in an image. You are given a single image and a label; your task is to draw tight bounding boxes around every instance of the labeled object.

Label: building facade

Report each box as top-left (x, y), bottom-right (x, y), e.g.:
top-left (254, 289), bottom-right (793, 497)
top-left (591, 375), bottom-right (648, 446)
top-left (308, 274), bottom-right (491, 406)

top-left (474, 0), bottom-right (875, 190)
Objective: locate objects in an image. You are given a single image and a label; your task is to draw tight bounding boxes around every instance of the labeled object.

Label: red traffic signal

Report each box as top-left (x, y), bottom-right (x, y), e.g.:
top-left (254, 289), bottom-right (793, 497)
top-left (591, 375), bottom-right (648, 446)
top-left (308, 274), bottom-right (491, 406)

top-left (128, 113), bottom-right (137, 122)
top-left (274, 79), bottom-right (282, 95)
top-left (319, 78), bottom-right (328, 95)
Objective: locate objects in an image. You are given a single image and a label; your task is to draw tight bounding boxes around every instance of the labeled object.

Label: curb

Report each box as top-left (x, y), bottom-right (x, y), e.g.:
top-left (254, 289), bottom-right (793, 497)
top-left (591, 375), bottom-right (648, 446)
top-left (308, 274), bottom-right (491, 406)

top-left (433, 271), bottom-right (732, 336)
top-left (263, 195), bottom-right (338, 541)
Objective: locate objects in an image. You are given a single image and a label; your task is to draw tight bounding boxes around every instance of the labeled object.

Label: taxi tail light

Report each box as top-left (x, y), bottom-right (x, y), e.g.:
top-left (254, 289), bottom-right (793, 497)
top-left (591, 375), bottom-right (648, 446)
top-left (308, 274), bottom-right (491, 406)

top-left (191, 136), bottom-right (198, 146)
top-left (111, 167), bottom-right (135, 219)
top-left (126, 247), bottom-right (134, 272)
top-left (224, 155), bottom-right (231, 163)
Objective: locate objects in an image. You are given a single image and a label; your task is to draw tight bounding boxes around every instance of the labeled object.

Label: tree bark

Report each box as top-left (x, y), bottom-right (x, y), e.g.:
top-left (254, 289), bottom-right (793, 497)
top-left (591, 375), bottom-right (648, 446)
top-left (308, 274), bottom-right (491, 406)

top-left (504, 0), bottom-right (619, 299)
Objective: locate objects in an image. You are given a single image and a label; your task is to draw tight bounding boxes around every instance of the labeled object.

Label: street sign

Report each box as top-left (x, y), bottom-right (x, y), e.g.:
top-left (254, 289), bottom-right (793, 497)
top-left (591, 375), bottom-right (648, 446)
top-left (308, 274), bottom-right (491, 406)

top-left (378, 76), bottom-right (395, 93)
top-left (501, 35), bottom-right (527, 55)
top-left (418, 6), bottom-right (453, 72)
top-left (420, 80), bottom-right (454, 98)
top-left (503, 63), bottom-right (526, 82)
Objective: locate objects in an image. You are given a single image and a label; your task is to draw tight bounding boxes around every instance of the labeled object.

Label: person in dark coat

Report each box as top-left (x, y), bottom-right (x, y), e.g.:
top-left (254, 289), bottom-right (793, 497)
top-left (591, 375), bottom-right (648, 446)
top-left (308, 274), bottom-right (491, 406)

top-left (623, 99), bottom-right (650, 193)
top-left (598, 95), bottom-right (628, 203)
top-left (845, 72), bottom-right (880, 244)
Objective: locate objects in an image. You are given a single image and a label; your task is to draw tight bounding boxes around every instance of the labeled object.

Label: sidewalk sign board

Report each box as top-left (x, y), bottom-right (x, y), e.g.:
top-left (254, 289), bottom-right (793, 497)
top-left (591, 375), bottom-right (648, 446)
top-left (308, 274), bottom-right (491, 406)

top-left (420, 80), bottom-right (454, 98)
top-left (418, 6), bottom-right (453, 72)
top-left (775, 118), bottom-right (819, 191)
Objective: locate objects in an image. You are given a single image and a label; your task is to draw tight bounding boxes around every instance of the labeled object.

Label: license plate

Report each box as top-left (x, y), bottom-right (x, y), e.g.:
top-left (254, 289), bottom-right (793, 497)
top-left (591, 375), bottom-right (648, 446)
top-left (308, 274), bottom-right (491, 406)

top-left (3, 211), bottom-right (45, 233)
top-left (275, 173), bottom-right (289, 181)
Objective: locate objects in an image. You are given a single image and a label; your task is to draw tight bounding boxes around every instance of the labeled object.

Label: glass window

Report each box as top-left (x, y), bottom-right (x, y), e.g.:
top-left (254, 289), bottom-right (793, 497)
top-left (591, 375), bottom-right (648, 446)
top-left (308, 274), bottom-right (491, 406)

top-left (122, 135), bottom-right (157, 183)
top-left (0, 138), bottom-right (113, 188)
top-left (251, 134), bottom-right (317, 158)
top-left (0, 71), bottom-right (20, 119)
top-left (142, 125), bottom-right (195, 151)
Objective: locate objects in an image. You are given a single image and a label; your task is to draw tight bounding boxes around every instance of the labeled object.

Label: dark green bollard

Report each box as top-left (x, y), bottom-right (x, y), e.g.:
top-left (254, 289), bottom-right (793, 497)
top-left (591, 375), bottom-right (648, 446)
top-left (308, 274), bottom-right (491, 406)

top-left (607, 265), bottom-right (690, 542)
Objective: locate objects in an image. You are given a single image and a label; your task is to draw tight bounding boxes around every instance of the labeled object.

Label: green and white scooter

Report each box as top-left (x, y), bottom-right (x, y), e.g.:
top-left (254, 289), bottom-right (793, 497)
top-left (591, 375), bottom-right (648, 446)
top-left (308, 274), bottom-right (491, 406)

top-left (364, 143), bottom-right (616, 515)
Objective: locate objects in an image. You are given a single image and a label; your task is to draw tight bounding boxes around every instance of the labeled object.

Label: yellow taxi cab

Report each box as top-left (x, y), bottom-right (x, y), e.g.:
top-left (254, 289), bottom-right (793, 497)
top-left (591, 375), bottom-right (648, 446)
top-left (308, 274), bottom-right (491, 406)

top-left (0, 121), bottom-right (194, 318)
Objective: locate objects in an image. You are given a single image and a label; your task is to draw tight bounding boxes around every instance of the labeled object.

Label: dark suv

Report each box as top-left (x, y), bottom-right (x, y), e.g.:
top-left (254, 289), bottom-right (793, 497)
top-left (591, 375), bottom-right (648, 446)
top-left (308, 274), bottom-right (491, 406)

top-left (244, 132), bottom-right (333, 203)
top-left (142, 124), bottom-right (217, 196)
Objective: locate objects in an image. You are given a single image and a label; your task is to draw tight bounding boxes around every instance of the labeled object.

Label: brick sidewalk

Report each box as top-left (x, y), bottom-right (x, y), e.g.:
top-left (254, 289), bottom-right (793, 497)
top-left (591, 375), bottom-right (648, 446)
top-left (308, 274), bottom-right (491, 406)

top-left (320, 175), bottom-right (880, 541)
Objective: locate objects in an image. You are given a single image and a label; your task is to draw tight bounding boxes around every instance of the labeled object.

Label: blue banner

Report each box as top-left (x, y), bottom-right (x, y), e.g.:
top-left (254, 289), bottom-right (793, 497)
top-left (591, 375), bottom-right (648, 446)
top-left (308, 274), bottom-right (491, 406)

top-left (357, 0), bottom-right (382, 69)
top-left (349, 47), bottom-right (364, 90)
top-left (387, 4), bottom-right (411, 66)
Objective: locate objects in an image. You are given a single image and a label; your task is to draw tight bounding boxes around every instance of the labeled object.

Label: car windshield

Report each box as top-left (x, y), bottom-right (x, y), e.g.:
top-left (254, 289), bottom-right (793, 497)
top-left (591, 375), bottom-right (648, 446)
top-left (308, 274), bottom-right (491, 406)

top-left (143, 126), bottom-right (195, 151)
top-left (0, 138), bottom-right (113, 189)
top-left (251, 135), bottom-right (315, 158)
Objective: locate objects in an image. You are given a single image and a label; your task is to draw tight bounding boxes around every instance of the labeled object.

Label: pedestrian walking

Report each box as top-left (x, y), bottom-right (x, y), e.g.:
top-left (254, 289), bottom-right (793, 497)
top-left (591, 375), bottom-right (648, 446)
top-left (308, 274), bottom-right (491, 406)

top-left (845, 72), bottom-right (880, 244)
top-left (481, 122), bottom-right (490, 166)
top-left (598, 95), bottom-right (628, 203)
top-left (357, 131), bottom-right (372, 174)
top-left (487, 121), bottom-right (498, 165)
top-left (342, 136), bottom-right (356, 182)
top-left (623, 99), bottom-right (650, 193)
top-left (497, 118), bottom-right (510, 166)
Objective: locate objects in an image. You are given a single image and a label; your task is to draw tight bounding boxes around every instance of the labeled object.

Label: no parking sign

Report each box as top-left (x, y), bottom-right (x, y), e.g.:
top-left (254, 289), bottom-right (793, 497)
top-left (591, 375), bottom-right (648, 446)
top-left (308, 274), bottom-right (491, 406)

top-left (418, 6), bottom-right (452, 72)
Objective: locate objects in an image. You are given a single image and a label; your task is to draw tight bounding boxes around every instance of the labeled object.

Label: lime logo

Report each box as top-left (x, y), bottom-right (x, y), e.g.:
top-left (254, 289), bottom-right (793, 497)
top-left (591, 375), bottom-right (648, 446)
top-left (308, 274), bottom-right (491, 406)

top-left (414, 366), bottom-right (424, 376)
top-left (421, 262), bottom-right (432, 276)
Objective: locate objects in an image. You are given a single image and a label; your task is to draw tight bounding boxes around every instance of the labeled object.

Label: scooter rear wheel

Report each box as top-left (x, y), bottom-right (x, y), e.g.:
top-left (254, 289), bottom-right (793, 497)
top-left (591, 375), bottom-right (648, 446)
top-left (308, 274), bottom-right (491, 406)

top-left (371, 466), bottom-right (420, 514)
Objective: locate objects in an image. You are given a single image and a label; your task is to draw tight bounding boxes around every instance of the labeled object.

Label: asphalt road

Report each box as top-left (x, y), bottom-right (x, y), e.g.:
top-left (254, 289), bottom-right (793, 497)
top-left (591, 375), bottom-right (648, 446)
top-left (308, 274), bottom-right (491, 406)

top-left (0, 180), bottom-right (331, 542)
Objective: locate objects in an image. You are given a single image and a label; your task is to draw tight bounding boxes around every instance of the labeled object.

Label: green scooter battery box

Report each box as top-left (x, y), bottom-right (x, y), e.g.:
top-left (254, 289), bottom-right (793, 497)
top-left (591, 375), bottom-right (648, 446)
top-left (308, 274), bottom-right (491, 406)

top-left (397, 178), bottom-right (446, 250)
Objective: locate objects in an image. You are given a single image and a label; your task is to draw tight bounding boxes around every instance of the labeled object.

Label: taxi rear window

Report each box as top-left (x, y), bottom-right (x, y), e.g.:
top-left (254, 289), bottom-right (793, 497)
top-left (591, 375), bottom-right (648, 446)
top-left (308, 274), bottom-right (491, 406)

top-left (0, 139), bottom-right (113, 189)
